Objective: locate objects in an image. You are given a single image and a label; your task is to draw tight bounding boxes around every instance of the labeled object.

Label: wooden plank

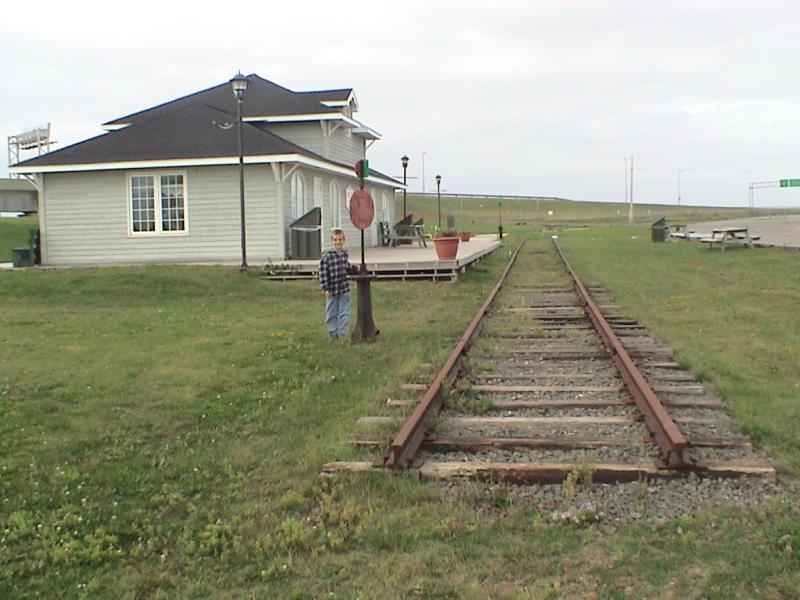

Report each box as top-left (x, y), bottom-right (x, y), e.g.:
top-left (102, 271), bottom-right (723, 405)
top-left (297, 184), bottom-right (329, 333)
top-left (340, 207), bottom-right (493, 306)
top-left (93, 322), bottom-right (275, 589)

top-left (348, 434), bottom-right (753, 450)
top-left (479, 350), bottom-right (608, 359)
top-left (652, 385), bottom-right (704, 394)
top-left (423, 435), bottom-right (644, 451)
top-left (472, 384), bottom-right (625, 393)
top-left (445, 415), bottom-right (727, 426)
top-left (389, 396), bottom-right (721, 410)
top-left (416, 460), bottom-right (775, 483)
top-left (402, 383), bottom-right (624, 393)
top-left (471, 373), bottom-right (616, 381)
top-left (321, 459), bottom-right (774, 482)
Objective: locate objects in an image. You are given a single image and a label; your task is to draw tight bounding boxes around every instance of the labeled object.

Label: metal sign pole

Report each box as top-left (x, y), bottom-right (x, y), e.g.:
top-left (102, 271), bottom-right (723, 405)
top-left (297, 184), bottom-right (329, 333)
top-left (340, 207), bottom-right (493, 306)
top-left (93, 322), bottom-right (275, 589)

top-left (350, 159), bottom-right (378, 343)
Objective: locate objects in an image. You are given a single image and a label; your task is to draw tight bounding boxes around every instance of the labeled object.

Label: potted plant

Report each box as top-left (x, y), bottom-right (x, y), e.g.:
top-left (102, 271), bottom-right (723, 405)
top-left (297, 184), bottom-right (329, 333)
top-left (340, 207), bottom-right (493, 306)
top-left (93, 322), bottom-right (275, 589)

top-left (459, 231), bottom-right (472, 242)
top-left (432, 225), bottom-right (460, 260)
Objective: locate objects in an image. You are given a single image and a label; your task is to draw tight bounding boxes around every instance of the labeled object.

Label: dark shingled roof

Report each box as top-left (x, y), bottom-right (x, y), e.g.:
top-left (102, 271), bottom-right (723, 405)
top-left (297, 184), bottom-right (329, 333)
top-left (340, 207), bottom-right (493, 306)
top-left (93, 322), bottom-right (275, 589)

top-left (13, 102), bottom-right (400, 184)
top-left (13, 75), bottom-right (400, 184)
top-left (15, 104), bottom-right (323, 167)
top-left (102, 75), bottom-right (346, 129)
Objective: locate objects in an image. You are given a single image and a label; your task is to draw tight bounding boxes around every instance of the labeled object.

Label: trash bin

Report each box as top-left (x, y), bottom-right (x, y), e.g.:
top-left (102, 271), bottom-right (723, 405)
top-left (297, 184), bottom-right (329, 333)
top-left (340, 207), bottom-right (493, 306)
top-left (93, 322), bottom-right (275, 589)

top-left (289, 207), bottom-right (322, 259)
top-left (651, 218), bottom-right (668, 243)
top-left (12, 247), bottom-right (35, 268)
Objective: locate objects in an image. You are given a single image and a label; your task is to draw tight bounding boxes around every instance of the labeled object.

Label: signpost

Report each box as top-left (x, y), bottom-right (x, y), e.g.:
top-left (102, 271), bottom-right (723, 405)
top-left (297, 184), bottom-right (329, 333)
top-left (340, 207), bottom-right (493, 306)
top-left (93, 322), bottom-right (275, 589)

top-left (749, 178), bottom-right (800, 208)
top-left (349, 159), bottom-right (379, 343)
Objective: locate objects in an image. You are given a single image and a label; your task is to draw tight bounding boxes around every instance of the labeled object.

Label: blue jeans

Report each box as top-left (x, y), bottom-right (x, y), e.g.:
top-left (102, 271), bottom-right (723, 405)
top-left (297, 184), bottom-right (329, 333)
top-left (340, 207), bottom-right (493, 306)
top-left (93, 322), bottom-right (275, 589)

top-left (325, 291), bottom-right (351, 338)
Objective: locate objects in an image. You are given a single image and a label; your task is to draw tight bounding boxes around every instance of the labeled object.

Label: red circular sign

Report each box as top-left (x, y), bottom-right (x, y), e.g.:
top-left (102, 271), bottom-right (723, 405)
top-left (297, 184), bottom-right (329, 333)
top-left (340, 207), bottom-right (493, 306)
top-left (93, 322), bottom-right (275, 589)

top-left (349, 189), bottom-right (374, 230)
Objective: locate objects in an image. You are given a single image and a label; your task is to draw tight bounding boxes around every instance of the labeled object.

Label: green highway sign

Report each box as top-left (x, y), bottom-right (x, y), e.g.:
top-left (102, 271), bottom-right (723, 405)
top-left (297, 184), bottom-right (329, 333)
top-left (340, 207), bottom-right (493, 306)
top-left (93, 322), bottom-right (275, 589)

top-left (779, 179), bottom-right (800, 187)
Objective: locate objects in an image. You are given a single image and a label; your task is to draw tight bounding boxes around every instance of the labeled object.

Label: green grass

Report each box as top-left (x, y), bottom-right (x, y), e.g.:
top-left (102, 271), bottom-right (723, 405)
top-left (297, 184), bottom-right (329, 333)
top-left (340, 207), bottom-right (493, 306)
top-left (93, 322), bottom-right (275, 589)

top-left (0, 215), bottom-right (39, 262)
top-left (1, 228), bottom-right (799, 598)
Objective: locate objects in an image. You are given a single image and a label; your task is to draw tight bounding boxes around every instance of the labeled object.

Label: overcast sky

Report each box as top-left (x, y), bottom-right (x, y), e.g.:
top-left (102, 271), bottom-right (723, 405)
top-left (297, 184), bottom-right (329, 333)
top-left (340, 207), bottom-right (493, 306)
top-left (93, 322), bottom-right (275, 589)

top-left (3, 1), bottom-right (800, 207)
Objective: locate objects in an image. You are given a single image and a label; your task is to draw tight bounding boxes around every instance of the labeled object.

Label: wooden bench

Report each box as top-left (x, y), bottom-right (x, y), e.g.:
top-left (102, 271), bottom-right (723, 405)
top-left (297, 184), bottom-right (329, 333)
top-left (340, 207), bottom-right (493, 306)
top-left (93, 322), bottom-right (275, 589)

top-left (669, 224), bottom-right (689, 238)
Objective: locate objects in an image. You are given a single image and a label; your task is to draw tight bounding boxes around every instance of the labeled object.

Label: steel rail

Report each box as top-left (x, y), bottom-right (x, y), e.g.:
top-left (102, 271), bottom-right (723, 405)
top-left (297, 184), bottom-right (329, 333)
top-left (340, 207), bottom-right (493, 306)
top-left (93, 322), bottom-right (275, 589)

top-left (383, 241), bottom-right (525, 468)
top-left (551, 236), bottom-right (693, 469)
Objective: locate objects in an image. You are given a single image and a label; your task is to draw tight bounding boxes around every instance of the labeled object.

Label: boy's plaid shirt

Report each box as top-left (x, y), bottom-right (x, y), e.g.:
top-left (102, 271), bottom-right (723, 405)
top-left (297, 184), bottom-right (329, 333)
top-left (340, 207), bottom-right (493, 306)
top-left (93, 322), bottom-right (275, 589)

top-left (319, 248), bottom-right (358, 295)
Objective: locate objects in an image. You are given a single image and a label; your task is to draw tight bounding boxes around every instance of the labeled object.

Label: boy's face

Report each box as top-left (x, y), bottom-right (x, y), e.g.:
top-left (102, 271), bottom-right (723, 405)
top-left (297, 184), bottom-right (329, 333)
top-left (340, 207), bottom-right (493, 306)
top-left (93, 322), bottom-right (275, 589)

top-left (331, 233), bottom-right (345, 251)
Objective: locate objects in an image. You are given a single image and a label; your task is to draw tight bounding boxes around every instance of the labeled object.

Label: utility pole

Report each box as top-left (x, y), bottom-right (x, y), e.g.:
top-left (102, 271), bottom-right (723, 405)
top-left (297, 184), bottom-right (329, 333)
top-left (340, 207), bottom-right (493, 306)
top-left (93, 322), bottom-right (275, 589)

top-left (628, 155), bottom-right (634, 223)
top-left (624, 158), bottom-right (628, 208)
top-left (422, 152), bottom-right (426, 194)
top-left (677, 170), bottom-right (682, 206)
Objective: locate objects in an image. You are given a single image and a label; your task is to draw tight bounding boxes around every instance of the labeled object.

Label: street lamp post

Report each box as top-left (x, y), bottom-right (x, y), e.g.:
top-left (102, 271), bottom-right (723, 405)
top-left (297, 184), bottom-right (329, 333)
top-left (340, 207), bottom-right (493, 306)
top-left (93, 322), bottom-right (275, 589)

top-left (401, 155), bottom-right (409, 219)
top-left (628, 155), bottom-right (634, 223)
top-left (231, 71), bottom-right (249, 269)
top-left (435, 174), bottom-right (442, 228)
top-left (422, 152), bottom-right (426, 194)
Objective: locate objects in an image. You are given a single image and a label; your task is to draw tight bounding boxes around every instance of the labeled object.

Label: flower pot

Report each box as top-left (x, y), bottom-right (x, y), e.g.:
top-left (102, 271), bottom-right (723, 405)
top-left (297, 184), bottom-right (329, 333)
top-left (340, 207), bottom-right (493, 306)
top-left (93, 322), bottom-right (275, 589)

top-left (432, 236), bottom-right (459, 260)
top-left (459, 231), bottom-right (472, 242)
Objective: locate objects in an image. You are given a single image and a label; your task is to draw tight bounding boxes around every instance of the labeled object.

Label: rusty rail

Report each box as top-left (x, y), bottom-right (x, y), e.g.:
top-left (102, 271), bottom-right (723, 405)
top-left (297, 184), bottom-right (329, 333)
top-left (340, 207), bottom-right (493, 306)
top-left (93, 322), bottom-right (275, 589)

top-left (383, 241), bottom-right (525, 468)
top-left (551, 236), bottom-right (694, 469)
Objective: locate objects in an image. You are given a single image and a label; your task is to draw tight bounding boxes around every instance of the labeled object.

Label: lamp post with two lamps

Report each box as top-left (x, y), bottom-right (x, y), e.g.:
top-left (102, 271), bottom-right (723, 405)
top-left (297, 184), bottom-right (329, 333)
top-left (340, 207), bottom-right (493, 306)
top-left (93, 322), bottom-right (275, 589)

top-left (231, 71), bottom-right (249, 269)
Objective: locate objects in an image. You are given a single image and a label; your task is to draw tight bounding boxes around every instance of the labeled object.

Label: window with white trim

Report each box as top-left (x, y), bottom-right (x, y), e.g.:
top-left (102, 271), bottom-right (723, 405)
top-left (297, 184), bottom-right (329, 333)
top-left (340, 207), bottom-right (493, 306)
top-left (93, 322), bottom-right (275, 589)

top-left (381, 190), bottom-right (389, 222)
top-left (345, 185), bottom-right (354, 211)
top-left (330, 179), bottom-right (342, 228)
top-left (130, 173), bottom-right (186, 234)
top-left (291, 171), bottom-right (307, 219)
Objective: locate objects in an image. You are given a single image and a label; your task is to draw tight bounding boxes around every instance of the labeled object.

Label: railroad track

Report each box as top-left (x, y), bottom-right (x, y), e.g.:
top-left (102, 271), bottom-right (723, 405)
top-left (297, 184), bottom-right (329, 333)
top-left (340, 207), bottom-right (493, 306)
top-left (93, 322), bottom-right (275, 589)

top-left (324, 238), bottom-right (775, 484)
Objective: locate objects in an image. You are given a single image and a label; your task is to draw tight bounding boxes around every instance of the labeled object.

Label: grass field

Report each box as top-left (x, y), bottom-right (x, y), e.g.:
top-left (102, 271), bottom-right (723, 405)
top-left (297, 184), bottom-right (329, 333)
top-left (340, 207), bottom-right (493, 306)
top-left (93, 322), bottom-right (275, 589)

top-left (1, 215), bottom-right (799, 597)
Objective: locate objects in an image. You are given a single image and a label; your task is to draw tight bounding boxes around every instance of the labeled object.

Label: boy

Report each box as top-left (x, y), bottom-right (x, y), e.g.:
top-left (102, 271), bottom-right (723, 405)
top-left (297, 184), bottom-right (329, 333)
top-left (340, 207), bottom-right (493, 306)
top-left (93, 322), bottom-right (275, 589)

top-left (318, 229), bottom-right (359, 339)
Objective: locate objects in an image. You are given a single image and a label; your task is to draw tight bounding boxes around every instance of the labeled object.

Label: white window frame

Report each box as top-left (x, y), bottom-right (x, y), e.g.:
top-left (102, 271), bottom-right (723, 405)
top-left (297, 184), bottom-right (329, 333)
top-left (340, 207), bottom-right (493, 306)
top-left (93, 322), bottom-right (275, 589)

top-left (127, 171), bottom-right (189, 236)
top-left (381, 190), bottom-right (389, 223)
top-left (345, 185), bottom-right (354, 211)
top-left (290, 171), bottom-right (308, 219)
top-left (330, 179), bottom-right (343, 228)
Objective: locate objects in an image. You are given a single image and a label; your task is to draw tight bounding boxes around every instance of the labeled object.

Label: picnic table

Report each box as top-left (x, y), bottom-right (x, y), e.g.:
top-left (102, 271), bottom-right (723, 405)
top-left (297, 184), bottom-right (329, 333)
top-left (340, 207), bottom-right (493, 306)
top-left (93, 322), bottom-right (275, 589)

top-left (699, 227), bottom-right (760, 250)
top-left (390, 217), bottom-right (428, 247)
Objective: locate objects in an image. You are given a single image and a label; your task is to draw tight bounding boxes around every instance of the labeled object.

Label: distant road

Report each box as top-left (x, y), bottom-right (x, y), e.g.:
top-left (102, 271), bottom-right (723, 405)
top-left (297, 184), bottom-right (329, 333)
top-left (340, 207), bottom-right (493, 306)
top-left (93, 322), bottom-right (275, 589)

top-left (689, 215), bottom-right (800, 249)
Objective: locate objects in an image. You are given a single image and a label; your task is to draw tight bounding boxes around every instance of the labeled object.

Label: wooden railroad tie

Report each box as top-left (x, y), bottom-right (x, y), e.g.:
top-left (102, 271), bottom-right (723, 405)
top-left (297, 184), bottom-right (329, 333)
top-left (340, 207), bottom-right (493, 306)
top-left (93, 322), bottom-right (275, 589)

top-left (357, 415), bottom-right (731, 427)
top-left (322, 459), bottom-right (775, 483)
top-left (386, 396), bottom-right (723, 409)
top-left (401, 383), bottom-right (705, 395)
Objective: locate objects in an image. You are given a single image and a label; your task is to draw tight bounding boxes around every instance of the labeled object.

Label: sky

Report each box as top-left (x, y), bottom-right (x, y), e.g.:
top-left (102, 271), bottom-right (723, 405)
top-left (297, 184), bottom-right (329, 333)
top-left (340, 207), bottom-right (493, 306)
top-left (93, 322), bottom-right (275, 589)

top-left (3, 0), bottom-right (800, 207)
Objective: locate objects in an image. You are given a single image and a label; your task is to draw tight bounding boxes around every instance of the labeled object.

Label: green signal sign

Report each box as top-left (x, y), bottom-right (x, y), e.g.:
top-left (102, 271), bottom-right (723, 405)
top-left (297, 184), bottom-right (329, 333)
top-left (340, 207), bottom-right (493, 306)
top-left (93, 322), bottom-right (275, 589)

top-left (779, 179), bottom-right (800, 187)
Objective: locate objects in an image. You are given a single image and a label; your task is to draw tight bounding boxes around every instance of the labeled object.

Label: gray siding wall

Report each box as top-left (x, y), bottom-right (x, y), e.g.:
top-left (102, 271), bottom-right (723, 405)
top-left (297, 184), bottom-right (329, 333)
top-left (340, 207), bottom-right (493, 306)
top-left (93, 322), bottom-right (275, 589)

top-left (42, 166), bottom-right (282, 265)
top-left (261, 122), bottom-right (366, 165)
top-left (327, 127), bottom-right (366, 165)
top-left (262, 123), bottom-right (325, 156)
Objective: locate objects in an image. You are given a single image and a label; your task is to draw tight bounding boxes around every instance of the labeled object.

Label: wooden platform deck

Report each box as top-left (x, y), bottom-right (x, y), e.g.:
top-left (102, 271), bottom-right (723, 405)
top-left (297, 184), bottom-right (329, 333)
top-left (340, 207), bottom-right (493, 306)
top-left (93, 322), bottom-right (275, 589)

top-left (263, 234), bottom-right (502, 281)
